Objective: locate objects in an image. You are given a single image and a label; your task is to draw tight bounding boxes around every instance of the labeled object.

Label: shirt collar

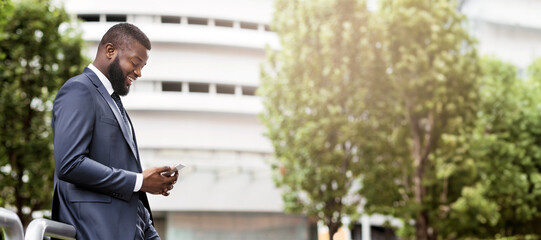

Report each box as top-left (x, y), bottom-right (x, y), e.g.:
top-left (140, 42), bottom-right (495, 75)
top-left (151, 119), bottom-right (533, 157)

top-left (88, 63), bottom-right (114, 96)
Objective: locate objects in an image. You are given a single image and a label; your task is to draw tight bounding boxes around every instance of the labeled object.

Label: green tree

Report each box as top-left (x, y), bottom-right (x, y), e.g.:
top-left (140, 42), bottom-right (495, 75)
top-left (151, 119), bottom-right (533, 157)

top-left (259, 0), bottom-right (381, 238)
top-left (0, 0), bottom-right (14, 59)
top-left (0, 0), bottom-right (87, 227)
top-left (449, 57), bottom-right (541, 238)
top-left (0, 0), bottom-right (14, 26)
top-left (359, 0), bottom-right (480, 239)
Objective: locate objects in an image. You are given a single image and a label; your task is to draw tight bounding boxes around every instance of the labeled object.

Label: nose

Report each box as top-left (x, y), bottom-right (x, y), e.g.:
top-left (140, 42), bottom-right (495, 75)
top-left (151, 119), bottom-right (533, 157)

top-left (134, 67), bottom-right (142, 78)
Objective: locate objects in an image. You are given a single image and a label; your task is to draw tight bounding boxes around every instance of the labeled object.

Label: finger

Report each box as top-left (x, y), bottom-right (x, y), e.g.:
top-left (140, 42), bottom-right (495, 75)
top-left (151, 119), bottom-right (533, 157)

top-left (166, 171), bottom-right (177, 178)
top-left (158, 166), bottom-right (171, 173)
top-left (164, 176), bottom-right (178, 184)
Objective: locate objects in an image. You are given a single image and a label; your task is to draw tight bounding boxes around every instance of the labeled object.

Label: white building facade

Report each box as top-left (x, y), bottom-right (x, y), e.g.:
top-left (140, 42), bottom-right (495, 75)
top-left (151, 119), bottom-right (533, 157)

top-left (62, 0), bottom-right (313, 239)
top-left (461, 0), bottom-right (541, 71)
top-left (60, 0), bottom-right (541, 239)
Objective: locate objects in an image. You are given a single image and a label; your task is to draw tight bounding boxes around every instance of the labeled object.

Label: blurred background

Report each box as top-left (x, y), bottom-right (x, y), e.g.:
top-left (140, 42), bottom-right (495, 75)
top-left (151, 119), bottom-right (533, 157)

top-left (1, 0), bottom-right (541, 239)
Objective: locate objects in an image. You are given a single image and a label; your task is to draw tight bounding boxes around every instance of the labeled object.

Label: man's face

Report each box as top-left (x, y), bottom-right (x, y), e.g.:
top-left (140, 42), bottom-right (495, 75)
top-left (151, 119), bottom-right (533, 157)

top-left (108, 41), bottom-right (149, 96)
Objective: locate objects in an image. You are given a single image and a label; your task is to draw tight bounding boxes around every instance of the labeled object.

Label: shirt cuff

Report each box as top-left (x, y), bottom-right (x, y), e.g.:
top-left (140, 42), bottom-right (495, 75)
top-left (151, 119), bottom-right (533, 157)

top-left (133, 173), bottom-right (143, 192)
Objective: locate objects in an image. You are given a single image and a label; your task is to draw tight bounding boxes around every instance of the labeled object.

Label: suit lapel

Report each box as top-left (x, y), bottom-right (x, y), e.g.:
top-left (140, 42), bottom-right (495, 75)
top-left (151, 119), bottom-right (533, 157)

top-left (83, 68), bottom-right (140, 162)
top-left (127, 115), bottom-right (142, 172)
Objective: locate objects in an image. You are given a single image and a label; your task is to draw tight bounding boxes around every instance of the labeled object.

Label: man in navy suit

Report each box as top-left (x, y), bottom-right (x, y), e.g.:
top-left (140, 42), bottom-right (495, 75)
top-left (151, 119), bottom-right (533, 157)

top-left (52, 23), bottom-right (177, 240)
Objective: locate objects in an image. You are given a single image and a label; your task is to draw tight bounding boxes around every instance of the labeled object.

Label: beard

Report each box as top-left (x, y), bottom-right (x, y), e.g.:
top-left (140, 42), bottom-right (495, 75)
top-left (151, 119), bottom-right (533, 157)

top-left (108, 57), bottom-right (130, 96)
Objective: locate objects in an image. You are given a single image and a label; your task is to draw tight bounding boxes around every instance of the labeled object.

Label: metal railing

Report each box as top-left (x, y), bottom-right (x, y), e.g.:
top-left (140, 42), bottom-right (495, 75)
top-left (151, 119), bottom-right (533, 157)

top-left (0, 207), bottom-right (76, 240)
top-left (0, 208), bottom-right (24, 240)
top-left (25, 219), bottom-right (76, 240)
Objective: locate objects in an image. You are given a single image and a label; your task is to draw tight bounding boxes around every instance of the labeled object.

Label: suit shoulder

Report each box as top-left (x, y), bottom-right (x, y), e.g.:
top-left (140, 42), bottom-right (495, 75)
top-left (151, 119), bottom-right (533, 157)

top-left (54, 73), bottom-right (97, 107)
top-left (56, 70), bottom-right (102, 100)
top-left (60, 73), bottom-right (94, 91)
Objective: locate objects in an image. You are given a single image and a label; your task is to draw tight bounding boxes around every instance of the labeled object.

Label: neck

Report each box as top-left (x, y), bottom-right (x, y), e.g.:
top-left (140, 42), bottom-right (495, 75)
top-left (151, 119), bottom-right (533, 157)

top-left (92, 60), bottom-right (110, 79)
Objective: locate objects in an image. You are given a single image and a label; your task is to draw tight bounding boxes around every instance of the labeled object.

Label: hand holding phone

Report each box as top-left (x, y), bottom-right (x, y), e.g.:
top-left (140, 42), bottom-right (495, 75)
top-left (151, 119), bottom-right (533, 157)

top-left (161, 163), bottom-right (185, 177)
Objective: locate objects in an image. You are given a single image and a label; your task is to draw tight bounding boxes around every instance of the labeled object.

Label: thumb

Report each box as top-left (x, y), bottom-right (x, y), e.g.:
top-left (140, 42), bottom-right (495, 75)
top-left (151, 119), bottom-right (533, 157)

top-left (159, 166), bottom-right (172, 172)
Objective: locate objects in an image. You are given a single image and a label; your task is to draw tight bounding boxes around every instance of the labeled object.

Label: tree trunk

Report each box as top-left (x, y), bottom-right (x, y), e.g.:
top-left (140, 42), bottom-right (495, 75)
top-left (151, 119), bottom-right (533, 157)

top-left (328, 222), bottom-right (340, 240)
top-left (415, 210), bottom-right (429, 240)
top-left (410, 114), bottom-right (430, 240)
top-left (414, 162), bottom-right (429, 240)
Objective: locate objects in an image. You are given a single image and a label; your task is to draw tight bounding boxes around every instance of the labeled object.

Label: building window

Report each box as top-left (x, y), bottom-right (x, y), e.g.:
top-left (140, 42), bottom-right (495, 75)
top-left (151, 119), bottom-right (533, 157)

top-left (240, 22), bottom-right (259, 30)
top-left (242, 86), bottom-right (257, 96)
top-left (215, 19), bottom-right (234, 28)
top-left (189, 83), bottom-right (209, 93)
top-left (77, 14), bottom-right (100, 22)
top-left (216, 84), bottom-right (235, 94)
top-left (106, 14), bottom-right (127, 22)
top-left (162, 16), bottom-right (181, 24)
top-left (187, 17), bottom-right (207, 26)
top-left (162, 82), bottom-right (182, 92)
top-left (264, 24), bottom-right (271, 32)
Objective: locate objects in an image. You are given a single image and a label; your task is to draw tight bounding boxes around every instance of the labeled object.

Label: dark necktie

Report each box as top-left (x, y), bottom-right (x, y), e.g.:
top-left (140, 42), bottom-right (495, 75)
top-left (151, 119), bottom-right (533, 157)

top-left (111, 93), bottom-right (133, 139)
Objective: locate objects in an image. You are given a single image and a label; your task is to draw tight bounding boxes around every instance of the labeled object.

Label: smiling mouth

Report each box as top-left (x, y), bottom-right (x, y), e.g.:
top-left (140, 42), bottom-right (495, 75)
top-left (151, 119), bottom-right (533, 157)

top-left (127, 76), bottom-right (136, 85)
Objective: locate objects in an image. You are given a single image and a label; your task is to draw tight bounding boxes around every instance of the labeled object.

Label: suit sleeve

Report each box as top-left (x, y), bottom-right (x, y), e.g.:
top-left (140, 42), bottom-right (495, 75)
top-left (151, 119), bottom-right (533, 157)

top-left (53, 80), bottom-right (136, 202)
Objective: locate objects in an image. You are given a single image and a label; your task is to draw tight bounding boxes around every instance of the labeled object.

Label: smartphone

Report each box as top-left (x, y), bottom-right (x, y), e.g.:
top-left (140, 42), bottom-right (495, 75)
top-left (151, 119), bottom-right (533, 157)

top-left (161, 163), bottom-right (185, 177)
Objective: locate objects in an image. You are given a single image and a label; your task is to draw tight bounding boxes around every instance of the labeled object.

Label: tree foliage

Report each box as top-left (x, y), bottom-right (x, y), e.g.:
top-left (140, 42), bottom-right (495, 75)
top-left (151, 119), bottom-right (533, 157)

top-left (263, 0), bottom-right (483, 239)
top-left (446, 57), bottom-right (541, 239)
top-left (0, 0), bottom-right (87, 227)
top-left (360, 0), bottom-right (480, 239)
top-left (262, 0), bottom-right (541, 239)
top-left (259, 0), bottom-right (380, 238)
top-left (0, 0), bottom-right (14, 59)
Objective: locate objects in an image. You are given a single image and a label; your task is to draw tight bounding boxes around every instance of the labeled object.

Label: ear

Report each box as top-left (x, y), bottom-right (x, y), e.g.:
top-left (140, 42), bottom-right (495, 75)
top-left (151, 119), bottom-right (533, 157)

top-left (104, 43), bottom-right (117, 60)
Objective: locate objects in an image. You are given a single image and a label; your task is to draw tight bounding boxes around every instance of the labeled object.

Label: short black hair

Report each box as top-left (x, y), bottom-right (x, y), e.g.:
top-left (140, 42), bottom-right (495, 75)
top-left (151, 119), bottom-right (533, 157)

top-left (99, 23), bottom-right (151, 50)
